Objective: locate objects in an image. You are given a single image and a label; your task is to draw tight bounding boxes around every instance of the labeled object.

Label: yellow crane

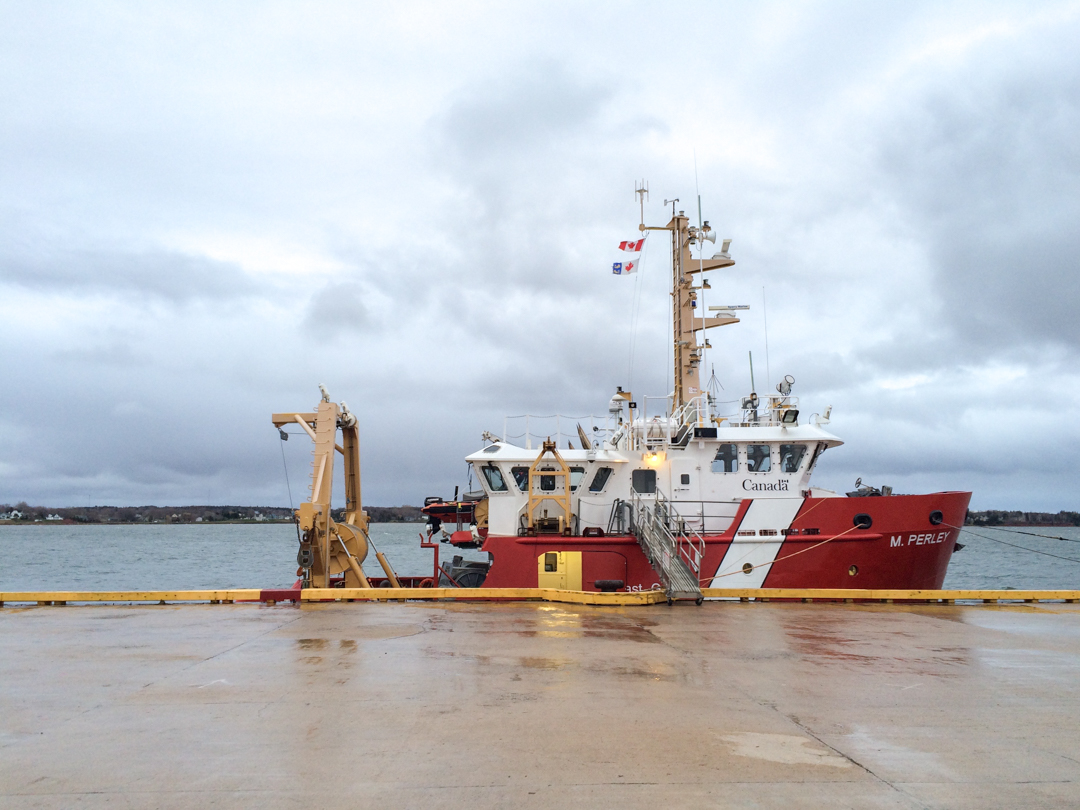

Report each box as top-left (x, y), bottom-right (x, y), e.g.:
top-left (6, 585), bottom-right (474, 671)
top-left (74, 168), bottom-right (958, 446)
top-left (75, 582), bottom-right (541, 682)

top-left (272, 386), bottom-right (400, 589)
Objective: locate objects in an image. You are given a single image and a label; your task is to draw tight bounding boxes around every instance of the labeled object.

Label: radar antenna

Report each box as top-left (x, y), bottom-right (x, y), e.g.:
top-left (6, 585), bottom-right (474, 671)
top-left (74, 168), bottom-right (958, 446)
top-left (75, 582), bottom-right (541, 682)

top-left (635, 180), bottom-right (649, 231)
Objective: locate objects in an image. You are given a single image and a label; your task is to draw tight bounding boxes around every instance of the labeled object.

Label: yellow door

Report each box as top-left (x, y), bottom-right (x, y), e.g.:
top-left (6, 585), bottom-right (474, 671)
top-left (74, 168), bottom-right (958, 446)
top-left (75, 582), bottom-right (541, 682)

top-left (537, 551), bottom-right (582, 590)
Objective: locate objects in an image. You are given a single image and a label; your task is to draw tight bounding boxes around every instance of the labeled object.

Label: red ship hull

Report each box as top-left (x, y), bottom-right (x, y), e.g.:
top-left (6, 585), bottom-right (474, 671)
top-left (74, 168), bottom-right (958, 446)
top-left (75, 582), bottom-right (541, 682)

top-left (479, 491), bottom-right (971, 591)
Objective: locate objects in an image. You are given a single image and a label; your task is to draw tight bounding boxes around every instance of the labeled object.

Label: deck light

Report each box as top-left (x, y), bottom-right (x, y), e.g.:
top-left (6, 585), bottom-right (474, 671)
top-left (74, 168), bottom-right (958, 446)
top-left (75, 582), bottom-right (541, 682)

top-left (644, 451), bottom-right (666, 467)
top-left (781, 409), bottom-right (799, 425)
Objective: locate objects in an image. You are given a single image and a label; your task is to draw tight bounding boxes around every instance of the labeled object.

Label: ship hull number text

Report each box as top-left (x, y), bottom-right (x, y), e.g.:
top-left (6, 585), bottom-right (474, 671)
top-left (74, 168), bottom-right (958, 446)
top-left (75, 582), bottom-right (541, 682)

top-left (890, 532), bottom-right (950, 548)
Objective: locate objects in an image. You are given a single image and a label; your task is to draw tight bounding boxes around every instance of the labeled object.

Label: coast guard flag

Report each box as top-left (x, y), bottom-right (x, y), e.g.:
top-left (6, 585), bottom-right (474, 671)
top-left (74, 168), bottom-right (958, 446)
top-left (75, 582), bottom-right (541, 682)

top-left (612, 235), bottom-right (645, 275)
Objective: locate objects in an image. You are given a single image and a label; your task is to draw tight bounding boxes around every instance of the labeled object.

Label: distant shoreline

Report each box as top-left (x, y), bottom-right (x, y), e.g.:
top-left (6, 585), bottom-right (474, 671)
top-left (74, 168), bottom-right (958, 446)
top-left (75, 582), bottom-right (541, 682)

top-left (0, 519), bottom-right (426, 526)
top-left (1, 519), bottom-right (1076, 529)
top-left (2, 505), bottom-right (1077, 529)
top-left (0, 504), bottom-right (426, 525)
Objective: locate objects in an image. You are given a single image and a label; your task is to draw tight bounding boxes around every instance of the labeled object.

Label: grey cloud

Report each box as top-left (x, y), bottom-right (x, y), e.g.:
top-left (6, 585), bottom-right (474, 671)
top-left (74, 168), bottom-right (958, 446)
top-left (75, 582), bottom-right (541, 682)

top-left (438, 60), bottom-right (616, 164)
top-left (0, 246), bottom-right (258, 302)
top-left (875, 34), bottom-right (1080, 352)
top-left (303, 282), bottom-right (372, 338)
top-left (3, 2), bottom-right (1080, 513)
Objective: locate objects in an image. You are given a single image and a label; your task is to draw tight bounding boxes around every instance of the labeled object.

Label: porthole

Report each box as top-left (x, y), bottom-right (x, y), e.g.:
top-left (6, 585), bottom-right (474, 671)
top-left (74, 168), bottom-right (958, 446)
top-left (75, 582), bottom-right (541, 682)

top-left (853, 513), bottom-right (872, 529)
top-left (742, 563), bottom-right (753, 575)
top-left (848, 565), bottom-right (858, 576)
top-left (929, 510), bottom-right (943, 526)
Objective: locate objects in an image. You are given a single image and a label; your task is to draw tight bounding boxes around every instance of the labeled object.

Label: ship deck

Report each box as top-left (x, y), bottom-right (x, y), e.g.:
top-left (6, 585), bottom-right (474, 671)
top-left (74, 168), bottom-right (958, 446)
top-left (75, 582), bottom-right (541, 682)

top-left (3, 600), bottom-right (1079, 809)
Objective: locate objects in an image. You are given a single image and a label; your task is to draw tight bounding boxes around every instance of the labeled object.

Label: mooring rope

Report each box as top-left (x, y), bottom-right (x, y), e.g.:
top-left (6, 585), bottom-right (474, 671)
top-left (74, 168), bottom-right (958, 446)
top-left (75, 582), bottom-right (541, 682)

top-left (696, 496), bottom-right (832, 580)
top-left (277, 429), bottom-right (303, 545)
top-left (278, 431), bottom-right (294, 510)
top-left (703, 515), bottom-right (1080, 585)
top-left (705, 523), bottom-right (862, 582)
top-left (944, 522), bottom-right (1080, 565)
top-left (962, 524), bottom-right (1080, 543)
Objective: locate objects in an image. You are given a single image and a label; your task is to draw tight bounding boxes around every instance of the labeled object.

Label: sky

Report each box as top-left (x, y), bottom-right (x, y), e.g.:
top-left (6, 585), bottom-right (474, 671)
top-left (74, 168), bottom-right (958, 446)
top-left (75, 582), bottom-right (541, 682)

top-left (2, 1), bottom-right (1079, 511)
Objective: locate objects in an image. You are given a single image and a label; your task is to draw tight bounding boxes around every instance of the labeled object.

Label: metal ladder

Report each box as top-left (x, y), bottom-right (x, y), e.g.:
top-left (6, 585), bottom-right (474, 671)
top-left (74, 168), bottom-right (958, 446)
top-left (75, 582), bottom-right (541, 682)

top-left (630, 490), bottom-right (705, 603)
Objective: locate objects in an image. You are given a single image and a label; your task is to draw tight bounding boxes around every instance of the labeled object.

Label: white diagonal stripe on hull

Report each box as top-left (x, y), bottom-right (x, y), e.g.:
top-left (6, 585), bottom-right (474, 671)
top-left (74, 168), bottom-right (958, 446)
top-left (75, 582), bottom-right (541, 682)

top-left (710, 498), bottom-right (806, 588)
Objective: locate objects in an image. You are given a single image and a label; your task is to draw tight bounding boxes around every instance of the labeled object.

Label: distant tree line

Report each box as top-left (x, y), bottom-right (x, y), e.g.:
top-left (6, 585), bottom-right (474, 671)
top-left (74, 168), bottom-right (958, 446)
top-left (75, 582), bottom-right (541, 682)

top-left (966, 510), bottom-right (1080, 526)
top-left (8, 503), bottom-right (1074, 527)
top-left (0, 503), bottom-right (425, 524)
top-left (353, 506), bottom-right (425, 523)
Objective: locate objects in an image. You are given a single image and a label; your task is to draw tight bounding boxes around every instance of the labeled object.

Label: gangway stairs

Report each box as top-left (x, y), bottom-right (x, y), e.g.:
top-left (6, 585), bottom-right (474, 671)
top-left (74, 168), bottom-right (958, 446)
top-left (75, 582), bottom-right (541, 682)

top-left (630, 490), bottom-right (705, 604)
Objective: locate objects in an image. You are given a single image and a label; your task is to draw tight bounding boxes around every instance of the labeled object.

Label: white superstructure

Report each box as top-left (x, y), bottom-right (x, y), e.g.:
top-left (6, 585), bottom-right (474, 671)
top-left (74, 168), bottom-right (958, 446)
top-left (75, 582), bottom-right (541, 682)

top-left (467, 390), bottom-right (844, 538)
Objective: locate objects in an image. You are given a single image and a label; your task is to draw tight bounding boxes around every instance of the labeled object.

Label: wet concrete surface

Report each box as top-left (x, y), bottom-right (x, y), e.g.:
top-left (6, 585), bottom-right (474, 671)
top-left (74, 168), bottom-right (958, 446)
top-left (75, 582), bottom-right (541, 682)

top-left (2, 601), bottom-right (1079, 809)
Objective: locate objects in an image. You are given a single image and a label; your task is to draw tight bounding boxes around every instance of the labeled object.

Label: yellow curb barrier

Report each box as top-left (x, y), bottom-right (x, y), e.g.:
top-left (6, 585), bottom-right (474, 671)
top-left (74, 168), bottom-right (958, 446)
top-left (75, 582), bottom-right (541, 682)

top-left (0, 590), bottom-right (262, 605)
top-left (701, 588), bottom-right (1080, 602)
top-left (297, 587), bottom-right (670, 605)
top-left (1, 588), bottom-right (1077, 606)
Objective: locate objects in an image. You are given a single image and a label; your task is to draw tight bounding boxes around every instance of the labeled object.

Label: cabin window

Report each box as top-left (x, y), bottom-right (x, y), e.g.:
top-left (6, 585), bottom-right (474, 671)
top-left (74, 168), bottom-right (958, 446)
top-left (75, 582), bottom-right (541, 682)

top-left (711, 443), bottom-right (738, 473)
top-left (538, 467), bottom-right (557, 491)
top-left (481, 464), bottom-right (508, 492)
top-left (570, 467), bottom-right (586, 491)
top-left (511, 466), bottom-right (529, 492)
top-left (808, 443), bottom-right (826, 471)
top-left (779, 444), bottom-right (807, 473)
top-left (746, 445), bottom-right (771, 473)
top-left (680, 474), bottom-right (690, 485)
top-left (589, 466), bottom-right (613, 492)
top-left (631, 469), bottom-right (656, 494)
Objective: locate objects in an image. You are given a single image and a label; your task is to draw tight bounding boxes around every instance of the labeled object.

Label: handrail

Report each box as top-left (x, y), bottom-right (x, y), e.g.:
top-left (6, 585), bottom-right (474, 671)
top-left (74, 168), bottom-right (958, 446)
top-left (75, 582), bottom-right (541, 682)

top-left (629, 488), bottom-right (704, 599)
top-left (654, 489), bottom-right (706, 576)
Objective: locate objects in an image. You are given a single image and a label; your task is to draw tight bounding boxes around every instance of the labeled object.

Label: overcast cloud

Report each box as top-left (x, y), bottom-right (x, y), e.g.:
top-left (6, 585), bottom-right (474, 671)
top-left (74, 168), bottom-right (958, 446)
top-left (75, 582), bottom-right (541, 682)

top-left (2, 1), bottom-right (1079, 511)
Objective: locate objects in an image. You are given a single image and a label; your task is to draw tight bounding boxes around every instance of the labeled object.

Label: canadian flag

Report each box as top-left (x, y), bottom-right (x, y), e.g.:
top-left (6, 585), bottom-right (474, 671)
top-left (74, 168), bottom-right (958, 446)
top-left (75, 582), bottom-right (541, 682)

top-left (613, 235), bottom-right (645, 275)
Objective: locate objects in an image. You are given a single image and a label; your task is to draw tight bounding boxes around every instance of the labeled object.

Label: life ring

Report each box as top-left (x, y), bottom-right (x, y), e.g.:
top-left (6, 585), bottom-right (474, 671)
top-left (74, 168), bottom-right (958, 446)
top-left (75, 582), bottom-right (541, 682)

top-left (418, 578), bottom-right (435, 588)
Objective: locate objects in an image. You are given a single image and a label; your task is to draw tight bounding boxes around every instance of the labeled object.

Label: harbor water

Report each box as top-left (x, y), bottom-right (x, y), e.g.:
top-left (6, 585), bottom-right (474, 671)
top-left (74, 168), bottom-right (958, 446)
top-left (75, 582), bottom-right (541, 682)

top-left (1, 522), bottom-right (1079, 591)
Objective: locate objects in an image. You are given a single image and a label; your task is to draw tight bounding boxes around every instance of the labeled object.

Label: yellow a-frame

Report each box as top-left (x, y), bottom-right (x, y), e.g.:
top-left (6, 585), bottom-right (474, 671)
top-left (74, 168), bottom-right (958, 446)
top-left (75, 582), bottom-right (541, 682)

top-left (272, 386), bottom-right (400, 589)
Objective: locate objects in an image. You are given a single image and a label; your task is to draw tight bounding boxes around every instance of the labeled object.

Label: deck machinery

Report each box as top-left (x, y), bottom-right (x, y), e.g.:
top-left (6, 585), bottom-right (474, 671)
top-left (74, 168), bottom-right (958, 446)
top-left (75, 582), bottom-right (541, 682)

top-left (273, 386), bottom-right (403, 590)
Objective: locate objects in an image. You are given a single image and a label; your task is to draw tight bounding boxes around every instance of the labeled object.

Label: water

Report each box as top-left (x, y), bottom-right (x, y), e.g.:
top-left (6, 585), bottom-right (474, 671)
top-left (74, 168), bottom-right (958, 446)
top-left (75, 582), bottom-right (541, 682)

top-left (0, 523), bottom-right (453, 591)
top-left (942, 526), bottom-right (1080, 590)
top-left (0, 523), bottom-right (1078, 591)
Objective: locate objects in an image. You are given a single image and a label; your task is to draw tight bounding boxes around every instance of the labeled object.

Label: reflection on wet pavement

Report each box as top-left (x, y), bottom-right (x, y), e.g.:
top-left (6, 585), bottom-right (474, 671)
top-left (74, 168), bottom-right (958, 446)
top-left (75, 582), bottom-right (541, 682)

top-left (2, 601), bottom-right (1079, 809)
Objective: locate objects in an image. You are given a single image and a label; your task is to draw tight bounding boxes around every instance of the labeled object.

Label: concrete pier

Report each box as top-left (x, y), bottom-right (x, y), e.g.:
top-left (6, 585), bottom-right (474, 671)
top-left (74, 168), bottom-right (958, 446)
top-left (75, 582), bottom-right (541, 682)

top-left (2, 601), bottom-right (1079, 809)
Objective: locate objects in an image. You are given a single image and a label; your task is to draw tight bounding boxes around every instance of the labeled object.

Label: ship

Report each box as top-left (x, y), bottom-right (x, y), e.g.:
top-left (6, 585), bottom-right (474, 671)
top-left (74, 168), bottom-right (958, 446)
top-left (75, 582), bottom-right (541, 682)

top-left (275, 196), bottom-right (971, 602)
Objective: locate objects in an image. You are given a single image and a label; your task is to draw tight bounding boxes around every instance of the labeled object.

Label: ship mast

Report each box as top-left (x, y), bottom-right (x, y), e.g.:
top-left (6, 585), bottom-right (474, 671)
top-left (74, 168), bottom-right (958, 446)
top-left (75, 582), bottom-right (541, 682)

top-left (639, 203), bottom-right (737, 410)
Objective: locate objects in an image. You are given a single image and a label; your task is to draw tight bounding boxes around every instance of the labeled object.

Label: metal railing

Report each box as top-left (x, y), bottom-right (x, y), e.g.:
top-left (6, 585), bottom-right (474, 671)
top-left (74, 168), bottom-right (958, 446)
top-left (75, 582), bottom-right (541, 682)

top-left (629, 489), bottom-right (704, 601)
top-left (663, 499), bottom-right (742, 536)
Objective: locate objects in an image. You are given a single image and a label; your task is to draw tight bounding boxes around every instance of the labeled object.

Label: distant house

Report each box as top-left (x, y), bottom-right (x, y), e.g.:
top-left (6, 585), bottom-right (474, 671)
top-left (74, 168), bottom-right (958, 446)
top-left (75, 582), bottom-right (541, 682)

top-left (45, 514), bottom-right (62, 521)
top-left (1, 510), bottom-right (23, 520)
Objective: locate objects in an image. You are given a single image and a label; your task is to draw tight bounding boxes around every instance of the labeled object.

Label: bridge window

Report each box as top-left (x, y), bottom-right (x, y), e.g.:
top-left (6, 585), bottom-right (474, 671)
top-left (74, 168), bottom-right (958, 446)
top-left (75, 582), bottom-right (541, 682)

top-left (711, 443), bottom-right (738, 473)
top-left (779, 444), bottom-right (807, 473)
top-left (589, 467), bottom-right (613, 492)
top-left (540, 474), bottom-right (556, 491)
top-left (747, 445), bottom-right (771, 473)
top-left (570, 467), bottom-right (586, 491)
top-left (481, 464), bottom-right (508, 492)
top-left (511, 466), bottom-right (529, 491)
top-left (631, 469), bottom-right (656, 494)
